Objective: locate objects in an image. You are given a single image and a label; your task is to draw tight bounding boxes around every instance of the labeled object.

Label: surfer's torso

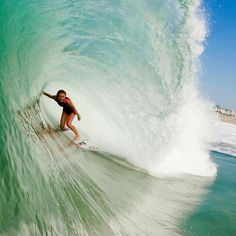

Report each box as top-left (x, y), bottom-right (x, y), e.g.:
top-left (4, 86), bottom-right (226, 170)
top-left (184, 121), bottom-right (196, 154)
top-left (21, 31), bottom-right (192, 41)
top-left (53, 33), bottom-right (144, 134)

top-left (56, 97), bottom-right (74, 114)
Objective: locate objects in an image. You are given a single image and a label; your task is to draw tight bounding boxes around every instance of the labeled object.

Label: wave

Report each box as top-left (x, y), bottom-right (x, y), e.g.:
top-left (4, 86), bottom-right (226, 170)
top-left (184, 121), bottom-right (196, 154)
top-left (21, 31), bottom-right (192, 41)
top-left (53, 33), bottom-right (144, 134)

top-left (0, 0), bottom-right (216, 235)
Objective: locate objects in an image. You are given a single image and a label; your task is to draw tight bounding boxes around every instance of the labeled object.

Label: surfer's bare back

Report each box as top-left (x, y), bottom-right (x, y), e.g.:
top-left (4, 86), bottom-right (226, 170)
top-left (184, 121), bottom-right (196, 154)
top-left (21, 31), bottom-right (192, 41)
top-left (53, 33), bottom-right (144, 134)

top-left (43, 89), bottom-right (81, 141)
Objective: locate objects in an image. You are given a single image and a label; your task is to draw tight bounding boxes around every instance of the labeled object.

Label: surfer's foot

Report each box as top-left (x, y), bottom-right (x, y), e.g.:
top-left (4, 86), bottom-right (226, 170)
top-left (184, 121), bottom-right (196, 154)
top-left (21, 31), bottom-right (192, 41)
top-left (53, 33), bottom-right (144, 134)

top-left (61, 127), bottom-right (69, 131)
top-left (73, 135), bottom-right (80, 142)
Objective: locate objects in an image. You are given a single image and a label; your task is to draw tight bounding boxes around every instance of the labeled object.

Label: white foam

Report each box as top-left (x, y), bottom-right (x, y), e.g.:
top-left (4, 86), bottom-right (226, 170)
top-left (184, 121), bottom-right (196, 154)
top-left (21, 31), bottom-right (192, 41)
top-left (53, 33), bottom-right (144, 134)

top-left (213, 120), bottom-right (236, 156)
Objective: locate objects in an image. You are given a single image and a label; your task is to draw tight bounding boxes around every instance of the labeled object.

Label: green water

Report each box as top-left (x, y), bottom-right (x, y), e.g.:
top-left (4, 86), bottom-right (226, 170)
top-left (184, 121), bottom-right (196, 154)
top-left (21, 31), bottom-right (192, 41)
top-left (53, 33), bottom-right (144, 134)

top-left (182, 151), bottom-right (236, 236)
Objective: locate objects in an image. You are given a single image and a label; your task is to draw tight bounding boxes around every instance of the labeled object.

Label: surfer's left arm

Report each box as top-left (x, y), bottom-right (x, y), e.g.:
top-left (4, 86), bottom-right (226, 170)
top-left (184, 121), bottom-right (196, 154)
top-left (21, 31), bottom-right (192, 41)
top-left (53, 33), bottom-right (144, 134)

top-left (42, 91), bottom-right (56, 100)
top-left (67, 100), bottom-right (81, 121)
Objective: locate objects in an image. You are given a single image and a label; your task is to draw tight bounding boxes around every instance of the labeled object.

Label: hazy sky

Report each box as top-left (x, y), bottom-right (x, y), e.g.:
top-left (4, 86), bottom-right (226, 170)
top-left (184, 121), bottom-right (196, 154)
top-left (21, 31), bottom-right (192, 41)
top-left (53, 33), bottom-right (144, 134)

top-left (200, 0), bottom-right (236, 110)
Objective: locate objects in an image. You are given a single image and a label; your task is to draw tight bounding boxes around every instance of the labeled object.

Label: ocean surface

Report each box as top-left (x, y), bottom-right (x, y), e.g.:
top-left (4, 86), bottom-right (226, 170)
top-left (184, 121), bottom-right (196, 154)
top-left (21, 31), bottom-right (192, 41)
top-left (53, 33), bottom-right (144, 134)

top-left (0, 0), bottom-right (235, 235)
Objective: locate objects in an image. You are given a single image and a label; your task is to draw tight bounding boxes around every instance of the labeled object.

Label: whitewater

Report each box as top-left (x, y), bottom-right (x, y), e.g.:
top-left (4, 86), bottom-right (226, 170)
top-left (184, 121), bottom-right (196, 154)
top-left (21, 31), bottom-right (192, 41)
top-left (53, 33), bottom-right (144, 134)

top-left (0, 0), bottom-right (217, 235)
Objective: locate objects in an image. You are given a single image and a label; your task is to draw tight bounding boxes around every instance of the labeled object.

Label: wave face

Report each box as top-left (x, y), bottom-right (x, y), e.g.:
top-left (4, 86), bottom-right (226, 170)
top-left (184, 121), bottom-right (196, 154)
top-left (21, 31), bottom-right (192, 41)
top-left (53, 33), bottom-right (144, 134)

top-left (0, 0), bottom-right (216, 235)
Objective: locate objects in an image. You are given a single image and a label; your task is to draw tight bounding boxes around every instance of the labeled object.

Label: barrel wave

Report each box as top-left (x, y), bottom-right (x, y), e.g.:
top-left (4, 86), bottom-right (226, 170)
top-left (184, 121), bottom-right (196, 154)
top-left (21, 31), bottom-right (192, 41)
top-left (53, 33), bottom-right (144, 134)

top-left (0, 0), bottom-right (216, 235)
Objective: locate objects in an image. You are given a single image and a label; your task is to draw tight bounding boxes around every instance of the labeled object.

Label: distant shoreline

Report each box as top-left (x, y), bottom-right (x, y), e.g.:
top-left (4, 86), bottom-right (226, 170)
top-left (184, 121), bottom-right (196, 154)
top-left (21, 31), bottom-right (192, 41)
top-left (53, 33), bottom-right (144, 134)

top-left (217, 113), bottom-right (236, 125)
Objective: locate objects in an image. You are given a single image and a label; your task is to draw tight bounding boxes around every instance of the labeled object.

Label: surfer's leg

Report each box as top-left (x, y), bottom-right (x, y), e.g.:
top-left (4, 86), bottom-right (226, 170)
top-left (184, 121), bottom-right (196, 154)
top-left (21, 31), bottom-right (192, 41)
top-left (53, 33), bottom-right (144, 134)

top-left (66, 113), bottom-right (80, 140)
top-left (60, 111), bottom-right (68, 130)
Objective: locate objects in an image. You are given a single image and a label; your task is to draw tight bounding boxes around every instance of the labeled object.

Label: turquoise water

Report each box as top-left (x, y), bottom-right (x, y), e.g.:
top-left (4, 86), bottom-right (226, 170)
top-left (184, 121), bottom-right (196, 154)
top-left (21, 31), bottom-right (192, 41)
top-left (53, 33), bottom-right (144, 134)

top-left (183, 151), bottom-right (236, 236)
top-left (0, 0), bottom-right (234, 235)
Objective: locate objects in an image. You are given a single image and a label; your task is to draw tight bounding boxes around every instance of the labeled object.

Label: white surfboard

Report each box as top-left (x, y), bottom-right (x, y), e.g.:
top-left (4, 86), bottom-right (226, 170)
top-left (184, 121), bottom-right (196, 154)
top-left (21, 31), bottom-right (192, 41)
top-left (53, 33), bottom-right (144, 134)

top-left (63, 129), bottom-right (98, 151)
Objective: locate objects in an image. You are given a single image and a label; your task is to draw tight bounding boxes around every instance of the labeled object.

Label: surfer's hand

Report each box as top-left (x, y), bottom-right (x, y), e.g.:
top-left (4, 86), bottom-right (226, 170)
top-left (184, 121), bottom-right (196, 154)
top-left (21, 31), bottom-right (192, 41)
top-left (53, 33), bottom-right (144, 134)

top-left (77, 114), bottom-right (81, 121)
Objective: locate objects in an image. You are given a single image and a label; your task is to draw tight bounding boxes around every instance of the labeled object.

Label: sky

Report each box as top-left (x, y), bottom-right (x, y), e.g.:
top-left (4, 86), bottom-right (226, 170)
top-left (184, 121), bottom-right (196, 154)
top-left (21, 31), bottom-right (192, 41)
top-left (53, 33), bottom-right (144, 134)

top-left (200, 0), bottom-right (236, 110)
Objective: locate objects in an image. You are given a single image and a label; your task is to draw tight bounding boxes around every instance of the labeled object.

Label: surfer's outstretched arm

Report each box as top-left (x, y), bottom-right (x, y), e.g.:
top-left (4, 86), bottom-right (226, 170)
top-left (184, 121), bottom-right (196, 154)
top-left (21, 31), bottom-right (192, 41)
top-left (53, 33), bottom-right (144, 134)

top-left (43, 91), bottom-right (56, 100)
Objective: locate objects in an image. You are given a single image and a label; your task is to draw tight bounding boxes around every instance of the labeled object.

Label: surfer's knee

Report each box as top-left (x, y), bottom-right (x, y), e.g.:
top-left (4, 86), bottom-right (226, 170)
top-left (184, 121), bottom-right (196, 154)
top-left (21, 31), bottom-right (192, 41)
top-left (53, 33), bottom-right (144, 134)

top-left (66, 122), bottom-right (73, 129)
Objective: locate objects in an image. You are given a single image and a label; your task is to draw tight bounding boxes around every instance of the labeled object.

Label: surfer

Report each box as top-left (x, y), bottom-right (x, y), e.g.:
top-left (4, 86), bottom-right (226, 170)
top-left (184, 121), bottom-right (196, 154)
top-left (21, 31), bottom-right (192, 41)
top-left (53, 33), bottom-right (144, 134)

top-left (43, 90), bottom-right (81, 141)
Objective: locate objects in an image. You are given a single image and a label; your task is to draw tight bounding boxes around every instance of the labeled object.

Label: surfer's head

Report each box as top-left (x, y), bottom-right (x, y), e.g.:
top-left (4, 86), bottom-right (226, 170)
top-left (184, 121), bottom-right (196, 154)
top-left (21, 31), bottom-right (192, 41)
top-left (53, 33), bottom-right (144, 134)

top-left (57, 89), bottom-right (66, 102)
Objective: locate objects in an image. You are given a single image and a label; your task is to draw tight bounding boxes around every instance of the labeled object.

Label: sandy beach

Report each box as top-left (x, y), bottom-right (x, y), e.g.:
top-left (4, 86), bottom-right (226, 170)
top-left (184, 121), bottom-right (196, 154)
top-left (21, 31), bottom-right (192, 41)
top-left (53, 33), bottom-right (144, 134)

top-left (218, 113), bottom-right (236, 125)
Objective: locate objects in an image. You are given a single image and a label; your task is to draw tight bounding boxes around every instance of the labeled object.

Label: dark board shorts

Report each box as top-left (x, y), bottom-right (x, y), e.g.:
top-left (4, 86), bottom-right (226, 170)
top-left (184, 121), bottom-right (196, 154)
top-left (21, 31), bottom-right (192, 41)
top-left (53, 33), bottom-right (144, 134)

top-left (63, 107), bottom-right (74, 115)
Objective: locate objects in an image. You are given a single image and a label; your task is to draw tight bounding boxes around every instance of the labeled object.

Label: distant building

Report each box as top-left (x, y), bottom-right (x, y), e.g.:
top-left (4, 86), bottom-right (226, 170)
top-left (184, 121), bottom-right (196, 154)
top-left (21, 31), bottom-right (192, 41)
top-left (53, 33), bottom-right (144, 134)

top-left (214, 105), bottom-right (235, 117)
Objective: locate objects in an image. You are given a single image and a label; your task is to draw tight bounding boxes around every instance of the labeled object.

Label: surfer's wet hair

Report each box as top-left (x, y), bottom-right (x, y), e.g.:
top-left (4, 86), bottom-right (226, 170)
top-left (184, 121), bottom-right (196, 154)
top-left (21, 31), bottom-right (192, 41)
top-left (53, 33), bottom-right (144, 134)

top-left (57, 89), bottom-right (66, 96)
